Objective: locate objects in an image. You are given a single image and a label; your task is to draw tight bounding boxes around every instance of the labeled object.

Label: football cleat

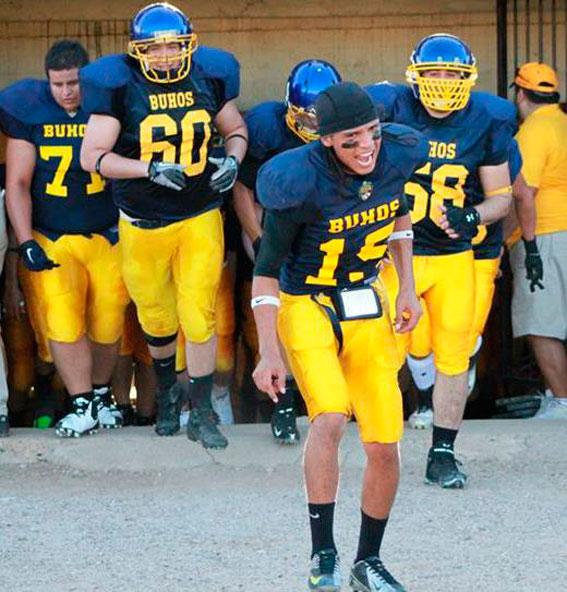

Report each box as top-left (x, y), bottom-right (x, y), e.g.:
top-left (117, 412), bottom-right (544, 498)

top-left (0, 414), bottom-right (9, 438)
top-left (285, 59), bottom-right (342, 143)
top-left (532, 397), bottom-right (567, 419)
top-left (406, 33), bottom-right (477, 112)
top-left (308, 548), bottom-right (342, 592)
top-left (271, 404), bottom-right (300, 444)
top-left (127, 2), bottom-right (197, 84)
top-left (425, 446), bottom-right (467, 489)
top-left (186, 407), bottom-right (228, 449)
top-left (155, 382), bottom-right (182, 436)
top-left (55, 397), bottom-right (98, 438)
top-left (350, 556), bottom-right (406, 592)
top-left (94, 386), bottom-right (123, 429)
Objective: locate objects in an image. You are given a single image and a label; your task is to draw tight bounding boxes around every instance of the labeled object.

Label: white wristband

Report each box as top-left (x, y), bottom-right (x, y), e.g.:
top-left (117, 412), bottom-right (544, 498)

top-left (388, 230), bottom-right (414, 241)
top-left (251, 295), bottom-right (280, 309)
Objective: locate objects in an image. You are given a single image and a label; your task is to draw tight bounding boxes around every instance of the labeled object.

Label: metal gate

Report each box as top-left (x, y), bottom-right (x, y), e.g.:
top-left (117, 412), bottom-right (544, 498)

top-left (497, 0), bottom-right (567, 98)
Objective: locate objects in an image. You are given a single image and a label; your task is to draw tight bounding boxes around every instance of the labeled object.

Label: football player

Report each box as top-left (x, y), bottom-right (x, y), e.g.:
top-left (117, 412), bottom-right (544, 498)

top-left (253, 82), bottom-right (427, 592)
top-left (233, 59), bottom-right (341, 443)
top-left (1, 40), bottom-right (129, 438)
top-left (403, 139), bottom-right (537, 430)
top-left (80, 2), bottom-right (247, 447)
top-left (367, 33), bottom-right (515, 488)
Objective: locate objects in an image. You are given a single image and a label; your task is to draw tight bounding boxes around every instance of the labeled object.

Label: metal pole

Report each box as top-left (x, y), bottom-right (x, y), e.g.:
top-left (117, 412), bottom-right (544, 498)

top-left (514, 0), bottom-right (519, 70)
top-left (551, 0), bottom-right (557, 69)
top-left (526, 0), bottom-right (531, 61)
top-left (497, 0), bottom-right (509, 96)
top-left (538, 0), bottom-right (543, 61)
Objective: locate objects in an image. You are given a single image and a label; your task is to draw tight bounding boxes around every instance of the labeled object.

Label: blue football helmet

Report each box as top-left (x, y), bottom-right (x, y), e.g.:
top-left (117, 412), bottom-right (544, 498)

top-left (406, 33), bottom-right (477, 112)
top-left (127, 2), bottom-right (198, 84)
top-left (285, 59), bottom-right (342, 142)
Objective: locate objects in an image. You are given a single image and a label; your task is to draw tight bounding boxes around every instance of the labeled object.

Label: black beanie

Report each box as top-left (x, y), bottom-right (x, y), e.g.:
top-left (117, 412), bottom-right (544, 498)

top-left (315, 81), bottom-right (378, 136)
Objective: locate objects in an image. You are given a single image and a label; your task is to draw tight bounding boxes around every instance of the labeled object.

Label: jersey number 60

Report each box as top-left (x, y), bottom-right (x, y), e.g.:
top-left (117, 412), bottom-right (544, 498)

top-left (139, 109), bottom-right (212, 177)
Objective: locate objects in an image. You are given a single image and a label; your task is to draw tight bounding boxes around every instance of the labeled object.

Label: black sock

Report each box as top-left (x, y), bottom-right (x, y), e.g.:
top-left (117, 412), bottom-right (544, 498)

top-left (188, 373), bottom-right (214, 408)
top-left (308, 502), bottom-right (336, 557)
top-left (70, 391), bottom-right (94, 406)
top-left (152, 355), bottom-right (177, 391)
top-left (432, 425), bottom-right (458, 451)
top-left (93, 383), bottom-right (111, 404)
top-left (355, 510), bottom-right (388, 562)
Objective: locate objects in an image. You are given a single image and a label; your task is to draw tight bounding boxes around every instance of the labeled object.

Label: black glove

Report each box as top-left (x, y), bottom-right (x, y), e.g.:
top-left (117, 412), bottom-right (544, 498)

top-left (444, 205), bottom-right (481, 240)
top-left (19, 240), bottom-right (60, 272)
top-left (209, 155), bottom-right (239, 193)
top-left (523, 238), bottom-right (544, 292)
top-left (148, 160), bottom-right (186, 191)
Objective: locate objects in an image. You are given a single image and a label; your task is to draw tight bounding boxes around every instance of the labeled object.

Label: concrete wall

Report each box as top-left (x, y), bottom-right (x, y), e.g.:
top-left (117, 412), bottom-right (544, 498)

top-left (0, 1), bottom-right (565, 109)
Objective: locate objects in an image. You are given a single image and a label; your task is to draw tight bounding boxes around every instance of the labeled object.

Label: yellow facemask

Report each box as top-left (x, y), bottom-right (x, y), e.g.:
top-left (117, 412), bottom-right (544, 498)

top-left (406, 62), bottom-right (478, 112)
top-left (127, 34), bottom-right (198, 84)
top-left (285, 105), bottom-right (320, 143)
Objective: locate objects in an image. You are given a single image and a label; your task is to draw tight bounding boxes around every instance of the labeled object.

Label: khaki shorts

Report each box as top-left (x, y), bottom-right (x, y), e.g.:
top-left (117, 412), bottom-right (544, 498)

top-left (510, 231), bottom-right (567, 339)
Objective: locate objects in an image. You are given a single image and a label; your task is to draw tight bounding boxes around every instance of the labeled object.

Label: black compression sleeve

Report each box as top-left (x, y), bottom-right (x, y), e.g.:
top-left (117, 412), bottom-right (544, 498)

top-left (396, 194), bottom-right (410, 217)
top-left (253, 209), bottom-right (302, 279)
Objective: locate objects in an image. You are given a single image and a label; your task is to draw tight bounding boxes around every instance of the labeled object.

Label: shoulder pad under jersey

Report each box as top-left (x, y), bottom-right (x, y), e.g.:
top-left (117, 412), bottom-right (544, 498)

top-left (381, 122), bottom-right (429, 177)
top-left (80, 54), bottom-right (132, 91)
top-left (245, 101), bottom-right (290, 159)
top-left (192, 45), bottom-right (240, 103)
top-left (365, 82), bottom-right (412, 122)
top-left (0, 78), bottom-right (50, 128)
top-left (470, 92), bottom-right (517, 127)
top-left (256, 143), bottom-right (317, 210)
top-left (80, 54), bottom-right (133, 116)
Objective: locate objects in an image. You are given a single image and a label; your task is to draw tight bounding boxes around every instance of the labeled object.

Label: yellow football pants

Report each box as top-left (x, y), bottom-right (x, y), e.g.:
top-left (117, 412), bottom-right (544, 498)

top-left (119, 208), bottom-right (223, 343)
top-left (278, 285), bottom-right (403, 443)
top-left (174, 263), bottom-right (236, 374)
top-left (27, 232), bottom-right (128, 344)
top-left (404, 257), bottom-right (501, 360)
top-left (380, 251), bottom-right (475, 375)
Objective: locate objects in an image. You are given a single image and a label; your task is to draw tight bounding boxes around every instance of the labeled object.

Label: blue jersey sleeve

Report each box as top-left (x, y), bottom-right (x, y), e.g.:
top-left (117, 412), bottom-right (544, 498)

top-left (475, 93), bottom-right (517, 167)
top-left (80, 55), bottom-right (131, 119)
top-left (0, 79), bottom-right (46, 142)
top-left (256, 145), bottom-right (317, 211)
top-left (365, 82), bottom-right (408, 122)
top-left (245, 101), bottom-right (288, 160)
top-left (508, 138), bottom-right (522, 183)
top-left (193, 46), bottom-right (240, 109)
top-left (239, 101), bottom-right (293, 190)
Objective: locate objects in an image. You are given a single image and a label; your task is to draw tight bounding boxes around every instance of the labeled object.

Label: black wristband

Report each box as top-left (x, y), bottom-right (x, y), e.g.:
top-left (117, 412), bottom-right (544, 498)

top-left (95, 151), bottom-right (110, 177)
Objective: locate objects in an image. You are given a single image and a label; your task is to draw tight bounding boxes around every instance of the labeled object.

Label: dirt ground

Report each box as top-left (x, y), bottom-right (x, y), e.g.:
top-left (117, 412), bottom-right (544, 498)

top-left (1, 419), bottom-right (566, 592)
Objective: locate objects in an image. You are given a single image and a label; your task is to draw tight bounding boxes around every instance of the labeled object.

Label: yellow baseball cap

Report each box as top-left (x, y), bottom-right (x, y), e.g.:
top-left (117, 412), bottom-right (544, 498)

top-left (514, 62), bottom-right (559, 92)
